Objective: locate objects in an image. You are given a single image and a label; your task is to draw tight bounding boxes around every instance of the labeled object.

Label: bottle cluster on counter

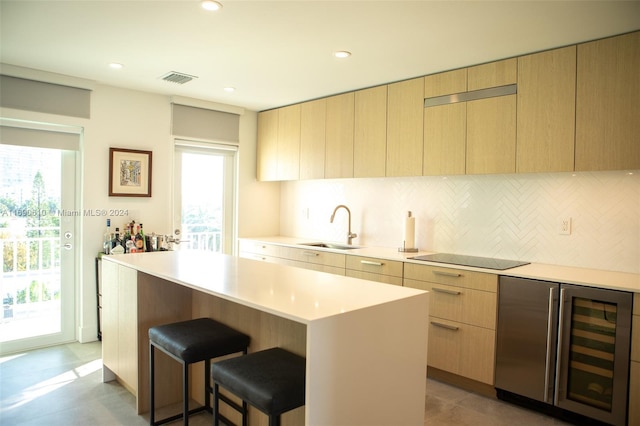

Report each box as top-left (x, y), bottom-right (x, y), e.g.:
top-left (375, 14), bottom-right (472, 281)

top-left (102, 219), bottom-right (169, 254)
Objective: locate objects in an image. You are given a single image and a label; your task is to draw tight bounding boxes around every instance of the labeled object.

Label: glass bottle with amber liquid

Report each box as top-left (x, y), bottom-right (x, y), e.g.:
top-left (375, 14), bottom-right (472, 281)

top-left (135, 223), bottom-right (147, 252)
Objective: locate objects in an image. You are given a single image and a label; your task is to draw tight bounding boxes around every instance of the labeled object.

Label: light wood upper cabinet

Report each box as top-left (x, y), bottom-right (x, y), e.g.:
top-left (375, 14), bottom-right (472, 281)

top-left (387, 77), bottom-right (424, 177)
top-left (423, 69), bottom-right (467, 176)
top-left (325, 92), bottom-right (355, 179)
top-left (468, 58), bottom-right (517, 90)
top-left (424, 68), bottom-right (467, 97)
top-left (466, 94), bottom-right (517, 174)
top-left (424, 103), bottom-right (467, 176)
top-left (256, 109), bottom-right (279, 181)
top-left (300, 98), bottom-right (326, 180)
top-left (354, 85), bottom-right (387, 178)
top-left (576, 31), bottom-right (640, 171)
top-left (517, 46), bottom-right (576, 173)
top-left (277, 104), bottom-right (301, 180)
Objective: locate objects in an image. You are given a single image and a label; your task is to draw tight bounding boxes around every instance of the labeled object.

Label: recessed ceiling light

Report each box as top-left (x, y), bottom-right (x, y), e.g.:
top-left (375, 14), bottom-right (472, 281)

top-left (223, 87), bottom-right (235, 92)
top-left (109, 63), bottom-right (123, 69)
top-left (201, 0), bottom-right (223, 11)
top-left (334, 51), bottom-right (351, 59)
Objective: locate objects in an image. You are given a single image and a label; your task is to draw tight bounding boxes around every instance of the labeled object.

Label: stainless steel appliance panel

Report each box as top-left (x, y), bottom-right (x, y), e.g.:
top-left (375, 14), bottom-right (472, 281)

top-left (495, 276), bottom-right (558, 402)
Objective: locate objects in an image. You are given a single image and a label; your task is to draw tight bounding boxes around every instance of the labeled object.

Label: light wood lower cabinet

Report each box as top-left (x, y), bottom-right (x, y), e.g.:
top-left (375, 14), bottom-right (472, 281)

top-left (345, 255), bottom-right (403, 286)
top-left (239, 241), bottom-right (346, 275)
top-left (404, 263), bottom-right (498, 385)
top-left (102, 259), bottom-right (138, 394)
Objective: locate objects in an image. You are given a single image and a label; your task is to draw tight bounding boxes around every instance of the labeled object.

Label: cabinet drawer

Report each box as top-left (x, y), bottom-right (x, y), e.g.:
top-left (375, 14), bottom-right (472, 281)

top-left (404, 278), bottom-right (496, 328)
top-left (346, 270), bottom-right (403, 286)
top-left (346, 256), bottom-right (403, 277)
top-left (279, 246), bottom-right (346, 268)
top-left (427, 318), bottom-right (496, 385)
top-left (404, 262), bottom-right (497, 292)
top-left (238, 240), bottom-right (281, 257)
top-left (239, 252), bottom-right (282, 265)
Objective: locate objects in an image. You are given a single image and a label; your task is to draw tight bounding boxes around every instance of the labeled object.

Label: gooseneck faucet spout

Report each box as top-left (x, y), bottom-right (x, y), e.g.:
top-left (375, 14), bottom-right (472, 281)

top-left (330, 204), bottom-right (358, 245)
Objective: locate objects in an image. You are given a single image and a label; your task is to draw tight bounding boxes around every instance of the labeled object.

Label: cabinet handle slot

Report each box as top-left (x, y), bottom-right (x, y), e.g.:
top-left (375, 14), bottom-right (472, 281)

top-left (302, 251), bottom-right (319, 257)
top-left (361, 260), bottom-right (383, 266)
top-left (432, 287), bottom-right (461, 295)
top-left (433, 270), bottom-right (462, 278)
top-left (430, 321), bottom-right (459, 331)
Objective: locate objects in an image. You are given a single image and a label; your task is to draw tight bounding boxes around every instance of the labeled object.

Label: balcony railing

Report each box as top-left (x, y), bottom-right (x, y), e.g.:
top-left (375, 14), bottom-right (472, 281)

top-left (1, 227), bottom-right (61, 323)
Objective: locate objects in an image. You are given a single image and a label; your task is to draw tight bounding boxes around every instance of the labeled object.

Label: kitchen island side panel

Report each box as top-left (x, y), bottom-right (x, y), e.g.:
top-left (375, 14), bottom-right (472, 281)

top-left (306, 292), bottom-right (429, 426)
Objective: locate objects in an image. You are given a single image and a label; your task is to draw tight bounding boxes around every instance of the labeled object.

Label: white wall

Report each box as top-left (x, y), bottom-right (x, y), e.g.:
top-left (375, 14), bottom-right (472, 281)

top-left (280, 170), bottom-right (640, 274)
top-left (2, 79), bottom-right (280, 343)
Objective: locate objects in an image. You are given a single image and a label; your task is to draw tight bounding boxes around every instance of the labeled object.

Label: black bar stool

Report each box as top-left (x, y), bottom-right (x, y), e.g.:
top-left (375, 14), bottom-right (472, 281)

top-left (211, 347), bottom-right (306, 426)
top-left (149, 317), bottom-right (250, 426)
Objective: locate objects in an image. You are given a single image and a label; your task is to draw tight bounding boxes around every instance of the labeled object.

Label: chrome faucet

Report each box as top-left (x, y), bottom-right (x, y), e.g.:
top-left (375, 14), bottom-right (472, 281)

top-left (330, 205), bottom-right (358, 245)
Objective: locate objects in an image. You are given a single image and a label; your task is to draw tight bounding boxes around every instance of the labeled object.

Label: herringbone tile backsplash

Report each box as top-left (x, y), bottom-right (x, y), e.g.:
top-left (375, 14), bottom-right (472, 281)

top-left (280, 170), bottom-right (640, 274)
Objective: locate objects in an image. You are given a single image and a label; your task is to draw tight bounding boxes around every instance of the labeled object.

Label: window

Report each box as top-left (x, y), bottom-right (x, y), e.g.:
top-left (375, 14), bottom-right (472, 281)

top-left (174, 141), bottom-right (237, 254)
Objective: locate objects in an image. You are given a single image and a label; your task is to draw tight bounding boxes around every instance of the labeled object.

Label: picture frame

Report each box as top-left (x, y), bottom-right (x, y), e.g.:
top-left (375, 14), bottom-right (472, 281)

top-left (108, 147), bottom-right (152, 197)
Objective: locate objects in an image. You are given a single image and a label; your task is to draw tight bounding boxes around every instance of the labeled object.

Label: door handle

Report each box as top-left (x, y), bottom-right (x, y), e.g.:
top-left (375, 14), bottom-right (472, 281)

top-left (64, 243), bottom-right (73, 250)
top-left (430, 321), bottom-right (459, 331)
top-left (432, 287), bottom-right (461, 295)
top-left (433, 270), bottom-right (462, 278)
top-left (554, 288), bottom-right (566, 405)
top-left (544, 286), bottom-right (556, 403)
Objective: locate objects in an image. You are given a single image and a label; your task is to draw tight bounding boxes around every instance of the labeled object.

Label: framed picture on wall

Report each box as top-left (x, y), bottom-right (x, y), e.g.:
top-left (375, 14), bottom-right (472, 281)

top-left (109, 147), bottom-right (152, 197)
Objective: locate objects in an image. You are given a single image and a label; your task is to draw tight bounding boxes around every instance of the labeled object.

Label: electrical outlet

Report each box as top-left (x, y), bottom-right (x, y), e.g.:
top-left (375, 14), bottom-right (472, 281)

top-left (559, 217), bottom-right (572, 235)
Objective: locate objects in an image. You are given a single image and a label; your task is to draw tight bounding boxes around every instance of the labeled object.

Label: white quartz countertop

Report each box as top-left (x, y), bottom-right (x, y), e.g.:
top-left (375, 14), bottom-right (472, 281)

top-left (240, 236), bottom-right (640, 293)
top-left (102, 250), bottom-right (426, 324)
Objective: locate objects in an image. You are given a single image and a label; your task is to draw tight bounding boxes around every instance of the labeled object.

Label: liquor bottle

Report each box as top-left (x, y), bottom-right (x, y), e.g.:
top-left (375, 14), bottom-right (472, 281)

top-left (111, 228), bottom-right (124, 254)
top-left (135, 224), bottom-right (146, 252)
top-left (122, 224), bottom-right (131, 253)
top-left (103, 218), bottom-right (112, 254)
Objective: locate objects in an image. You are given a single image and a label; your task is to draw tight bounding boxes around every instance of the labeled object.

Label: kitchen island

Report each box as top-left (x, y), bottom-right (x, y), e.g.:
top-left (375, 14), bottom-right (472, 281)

top-left (101, 250), bottom-right (429, 426)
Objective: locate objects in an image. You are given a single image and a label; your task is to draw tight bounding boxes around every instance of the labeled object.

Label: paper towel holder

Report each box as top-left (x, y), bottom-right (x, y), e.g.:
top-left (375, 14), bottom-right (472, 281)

top-left (398, 211), bottom-right (419, 253)
top-left (398, 241), bottom-right (419, 253)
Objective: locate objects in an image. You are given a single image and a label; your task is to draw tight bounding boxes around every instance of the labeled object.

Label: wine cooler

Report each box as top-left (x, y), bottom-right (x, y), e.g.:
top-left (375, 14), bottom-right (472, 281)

top-left (495, 277), bottom-right (632, 425)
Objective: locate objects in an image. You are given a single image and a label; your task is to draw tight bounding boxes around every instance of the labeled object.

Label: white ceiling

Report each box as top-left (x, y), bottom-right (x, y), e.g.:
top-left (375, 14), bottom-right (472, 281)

top-left (1, 1), bottom-right (639, 112)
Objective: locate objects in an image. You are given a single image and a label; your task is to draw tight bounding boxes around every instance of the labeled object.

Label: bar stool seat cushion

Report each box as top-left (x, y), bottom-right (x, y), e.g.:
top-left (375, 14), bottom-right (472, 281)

top-left (149, 318), bottom-right (250, 364)
top-left (212, 347), bottom-right (306, 416)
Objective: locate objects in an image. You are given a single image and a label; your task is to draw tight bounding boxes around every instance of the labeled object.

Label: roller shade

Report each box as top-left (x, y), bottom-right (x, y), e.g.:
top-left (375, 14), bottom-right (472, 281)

top-left (172, 103), bottom-right (239, 143)
top-left (0, 75), bottom-right (91, 118)
top-left (0, 125), bottom-right (81, 151)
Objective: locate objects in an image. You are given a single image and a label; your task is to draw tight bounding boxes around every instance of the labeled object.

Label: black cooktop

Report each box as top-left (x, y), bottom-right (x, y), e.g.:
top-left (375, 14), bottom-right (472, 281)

top-left (410, 253), bottom-right (530, 271)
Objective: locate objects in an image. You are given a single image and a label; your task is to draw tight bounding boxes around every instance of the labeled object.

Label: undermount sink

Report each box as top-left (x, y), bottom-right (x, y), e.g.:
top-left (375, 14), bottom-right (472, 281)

top-left (298, 242), bottom-right (360, 250)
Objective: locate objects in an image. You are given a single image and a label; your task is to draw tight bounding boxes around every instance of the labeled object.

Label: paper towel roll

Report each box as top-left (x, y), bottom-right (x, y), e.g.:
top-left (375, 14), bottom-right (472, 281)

top-left (403, 211), bottom-right (415, 249)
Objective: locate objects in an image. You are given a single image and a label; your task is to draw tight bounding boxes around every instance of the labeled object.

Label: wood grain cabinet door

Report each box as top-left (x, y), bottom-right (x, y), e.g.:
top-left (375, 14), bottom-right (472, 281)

top-left (576, 31), bottom-right (640, 171)
top-left (387, 77), bottom-right (424, 177)
top-left (325, 92), bottom-right (355, 179)
top-left (466, 94), bottom-right (517, 175)
top-left (517, 46), bottom-right (576, 173)
top-left (300, 98), bottom-right (326, 180)
top-left (354, 85), bottom-right (387, 178)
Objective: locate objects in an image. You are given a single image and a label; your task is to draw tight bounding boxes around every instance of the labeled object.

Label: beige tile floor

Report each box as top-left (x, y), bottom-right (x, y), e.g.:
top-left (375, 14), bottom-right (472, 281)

top-left (0, 341), bottom-right (571, 426)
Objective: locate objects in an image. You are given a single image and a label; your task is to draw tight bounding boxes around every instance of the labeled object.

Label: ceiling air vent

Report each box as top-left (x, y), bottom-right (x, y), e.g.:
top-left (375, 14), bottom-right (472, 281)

top-left (160, 71), bottom-right (197, 85)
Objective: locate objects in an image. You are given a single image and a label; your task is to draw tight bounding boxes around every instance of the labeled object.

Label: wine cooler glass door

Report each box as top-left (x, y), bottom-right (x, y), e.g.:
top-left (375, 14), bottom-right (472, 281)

top-left (555, 285), bottom-right (632, 426)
